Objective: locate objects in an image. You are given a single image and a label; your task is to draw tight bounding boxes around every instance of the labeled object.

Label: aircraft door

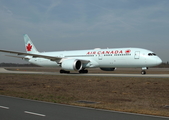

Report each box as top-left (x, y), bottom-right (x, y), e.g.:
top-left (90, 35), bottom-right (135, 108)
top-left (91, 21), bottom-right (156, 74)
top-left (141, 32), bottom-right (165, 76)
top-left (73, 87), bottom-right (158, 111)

top-left (134, 51), bottom-right (140, 59)
top-left (98, 54), bottom-right (103, 60)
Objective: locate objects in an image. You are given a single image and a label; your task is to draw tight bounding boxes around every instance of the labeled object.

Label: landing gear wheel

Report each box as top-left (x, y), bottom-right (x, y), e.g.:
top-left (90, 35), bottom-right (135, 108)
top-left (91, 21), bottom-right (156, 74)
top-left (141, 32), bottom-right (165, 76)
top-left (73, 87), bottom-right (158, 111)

top-left (60, 70), bottom-right (64, 73)
top-left (84, 70), bottom-right (88, 73)
top-left (141, 70), bottom-right (146, 75)
top-left (60, 70), bottom-right (70, 74)
top-left (79, 70), bottom-right (88, 73)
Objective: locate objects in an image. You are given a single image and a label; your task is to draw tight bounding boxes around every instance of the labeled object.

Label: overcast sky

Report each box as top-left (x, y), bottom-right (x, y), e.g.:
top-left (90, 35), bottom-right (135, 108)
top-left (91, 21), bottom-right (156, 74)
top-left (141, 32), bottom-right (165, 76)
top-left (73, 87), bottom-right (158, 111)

top-left (0, 0), bottom-right (169, 63)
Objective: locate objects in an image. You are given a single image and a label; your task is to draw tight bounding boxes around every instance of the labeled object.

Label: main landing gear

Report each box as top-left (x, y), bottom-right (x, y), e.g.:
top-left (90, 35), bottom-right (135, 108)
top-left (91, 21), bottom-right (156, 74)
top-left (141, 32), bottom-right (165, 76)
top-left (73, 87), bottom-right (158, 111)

top-left (141, 67), bottom-right (148, 75)
top-left (79, 69), bottom-right (88, 73)
top-left (60, 70), bottom-right (70, 74)
top-left (60, 69), bottom-right (88, 74)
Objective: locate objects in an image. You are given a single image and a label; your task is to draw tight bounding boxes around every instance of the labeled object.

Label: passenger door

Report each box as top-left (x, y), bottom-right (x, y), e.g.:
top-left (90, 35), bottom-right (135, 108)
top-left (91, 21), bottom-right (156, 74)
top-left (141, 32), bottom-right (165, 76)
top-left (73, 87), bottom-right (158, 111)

top-left (134, 51), bottom-right (140, 59)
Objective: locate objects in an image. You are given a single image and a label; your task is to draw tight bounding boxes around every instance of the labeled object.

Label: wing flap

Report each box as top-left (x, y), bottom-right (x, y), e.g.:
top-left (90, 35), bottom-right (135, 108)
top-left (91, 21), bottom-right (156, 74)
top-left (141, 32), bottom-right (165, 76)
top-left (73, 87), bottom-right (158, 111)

top-left (5, 55), bottom-right (26, 59)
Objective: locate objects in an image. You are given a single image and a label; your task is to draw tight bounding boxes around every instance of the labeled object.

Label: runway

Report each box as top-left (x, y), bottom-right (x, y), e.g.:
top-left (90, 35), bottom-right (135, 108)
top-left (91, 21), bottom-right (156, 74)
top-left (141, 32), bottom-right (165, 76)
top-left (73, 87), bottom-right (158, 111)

top-left (1, 68), bottom-right (169, 78)
top-left (0, 95), bottom-right (169, 120)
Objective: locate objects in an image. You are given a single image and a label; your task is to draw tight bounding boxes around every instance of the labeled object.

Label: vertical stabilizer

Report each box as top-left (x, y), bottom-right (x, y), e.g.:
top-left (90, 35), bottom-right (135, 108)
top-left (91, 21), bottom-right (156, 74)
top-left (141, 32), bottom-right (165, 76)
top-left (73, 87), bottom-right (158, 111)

top-left (24, 34), bottom-right (39, 53)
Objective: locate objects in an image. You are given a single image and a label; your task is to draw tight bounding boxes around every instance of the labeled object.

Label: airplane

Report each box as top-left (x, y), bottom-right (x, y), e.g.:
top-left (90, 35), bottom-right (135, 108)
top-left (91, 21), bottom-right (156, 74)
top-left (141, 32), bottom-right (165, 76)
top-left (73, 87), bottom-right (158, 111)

top-left (0, 34), bottom-right (162, 75)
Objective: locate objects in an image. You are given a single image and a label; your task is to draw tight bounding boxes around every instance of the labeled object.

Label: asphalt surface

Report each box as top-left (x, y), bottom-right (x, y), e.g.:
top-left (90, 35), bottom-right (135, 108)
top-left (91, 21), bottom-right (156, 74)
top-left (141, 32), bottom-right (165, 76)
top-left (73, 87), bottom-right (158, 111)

top-left (1, 68), bottom-right (169, 78)
top-left (0, 95), bottom-right (169, 120)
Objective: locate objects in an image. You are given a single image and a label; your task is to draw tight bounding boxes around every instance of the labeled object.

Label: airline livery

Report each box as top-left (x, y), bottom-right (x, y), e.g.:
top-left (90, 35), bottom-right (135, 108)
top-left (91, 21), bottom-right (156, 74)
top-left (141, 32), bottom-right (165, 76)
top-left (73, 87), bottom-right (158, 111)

top-left (0, 34), bottom-right (162, 74)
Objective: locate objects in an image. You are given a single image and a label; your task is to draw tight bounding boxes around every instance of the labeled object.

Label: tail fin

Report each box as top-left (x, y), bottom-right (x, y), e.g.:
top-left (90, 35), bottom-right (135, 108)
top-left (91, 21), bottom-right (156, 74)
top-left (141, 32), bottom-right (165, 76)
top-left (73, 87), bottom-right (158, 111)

top-left (24, 34), bottom-right (39, 53)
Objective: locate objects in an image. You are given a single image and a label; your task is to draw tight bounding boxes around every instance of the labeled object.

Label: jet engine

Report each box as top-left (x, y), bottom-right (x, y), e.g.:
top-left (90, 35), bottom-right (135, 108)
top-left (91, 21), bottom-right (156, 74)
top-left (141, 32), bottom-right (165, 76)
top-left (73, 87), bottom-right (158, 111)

top-left (100, 68), bottom-right (116, 71)
top-left (61, 59), bottom-right (82, 71)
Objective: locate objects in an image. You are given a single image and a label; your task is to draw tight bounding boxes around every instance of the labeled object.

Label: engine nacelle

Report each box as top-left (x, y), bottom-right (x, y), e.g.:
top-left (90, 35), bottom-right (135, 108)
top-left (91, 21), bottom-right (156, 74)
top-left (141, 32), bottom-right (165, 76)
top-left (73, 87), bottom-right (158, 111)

top-left (100, 68), bottom-right (116, 71)
top-left (61, 59), bottom-right (82, 71)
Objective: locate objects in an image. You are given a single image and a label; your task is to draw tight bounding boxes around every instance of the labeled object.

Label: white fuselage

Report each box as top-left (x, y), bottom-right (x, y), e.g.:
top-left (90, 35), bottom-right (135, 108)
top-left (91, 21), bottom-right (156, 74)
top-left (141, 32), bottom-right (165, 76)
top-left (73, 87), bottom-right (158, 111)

top-left (27, 48), bottom-right (162, 69)
top-left (0, 34), bottom-right (162, 74)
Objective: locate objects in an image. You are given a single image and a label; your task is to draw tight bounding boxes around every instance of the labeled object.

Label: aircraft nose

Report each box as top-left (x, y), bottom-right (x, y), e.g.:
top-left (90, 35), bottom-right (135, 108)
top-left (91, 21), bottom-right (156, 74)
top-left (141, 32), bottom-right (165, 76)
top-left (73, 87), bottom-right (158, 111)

top-left (156, 57), bottom-right (162, 65)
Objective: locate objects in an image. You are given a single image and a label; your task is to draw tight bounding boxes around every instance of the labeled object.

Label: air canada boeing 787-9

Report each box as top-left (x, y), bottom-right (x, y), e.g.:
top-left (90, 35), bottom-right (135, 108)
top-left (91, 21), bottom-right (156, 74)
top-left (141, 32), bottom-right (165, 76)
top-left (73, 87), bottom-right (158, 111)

top-left (0, 34), bottom-right (162, 74)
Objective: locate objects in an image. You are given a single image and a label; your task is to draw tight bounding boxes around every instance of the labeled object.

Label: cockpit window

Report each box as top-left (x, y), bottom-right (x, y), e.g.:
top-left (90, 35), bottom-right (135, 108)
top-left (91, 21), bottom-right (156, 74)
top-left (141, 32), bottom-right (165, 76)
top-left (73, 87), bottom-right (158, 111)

top-left (148, 53), bottom-right (156, 56)
top-left (152, 53), bottom-right (156, 56)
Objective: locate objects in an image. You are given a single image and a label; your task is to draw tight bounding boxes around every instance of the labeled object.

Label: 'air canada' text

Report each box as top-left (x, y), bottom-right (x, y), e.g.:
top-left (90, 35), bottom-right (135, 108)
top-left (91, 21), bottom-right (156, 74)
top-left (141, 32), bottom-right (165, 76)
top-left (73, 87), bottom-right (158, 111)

top-left (87, 50), bottom-right (131, 55)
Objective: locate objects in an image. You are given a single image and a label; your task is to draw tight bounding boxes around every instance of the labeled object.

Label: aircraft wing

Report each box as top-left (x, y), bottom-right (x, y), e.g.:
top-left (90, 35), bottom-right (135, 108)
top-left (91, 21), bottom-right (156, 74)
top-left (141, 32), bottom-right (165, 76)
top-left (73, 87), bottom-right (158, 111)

top-left (0, 49), bottom-right (90, 63)
top-left (0, 49), bottom-right (62, 61)
top-left (5, 55), bottom-right (27, 59)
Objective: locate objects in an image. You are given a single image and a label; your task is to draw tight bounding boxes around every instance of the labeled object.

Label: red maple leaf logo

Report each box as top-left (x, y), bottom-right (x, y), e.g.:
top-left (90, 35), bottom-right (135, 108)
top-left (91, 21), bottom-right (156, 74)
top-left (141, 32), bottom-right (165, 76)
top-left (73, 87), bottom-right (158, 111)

top-left (26, 43), bottom-right (32, 51)
top-left (125, 50), bottom-right (131, 54)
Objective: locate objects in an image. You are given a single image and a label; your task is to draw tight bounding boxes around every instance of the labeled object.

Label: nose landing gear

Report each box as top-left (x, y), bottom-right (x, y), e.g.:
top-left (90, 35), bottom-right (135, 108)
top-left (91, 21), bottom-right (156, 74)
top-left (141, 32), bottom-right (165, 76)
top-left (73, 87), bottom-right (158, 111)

top-left (141, 70), bottom-right (146, 75)
top-left (141, 67), bottom-right (148, 75)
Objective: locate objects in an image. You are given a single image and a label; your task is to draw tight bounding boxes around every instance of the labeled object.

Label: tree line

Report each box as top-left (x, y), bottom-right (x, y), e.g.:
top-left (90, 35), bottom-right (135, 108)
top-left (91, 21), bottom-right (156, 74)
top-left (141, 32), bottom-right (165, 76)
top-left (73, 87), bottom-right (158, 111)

top-left (0, 63), bottom-right (39, 67)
